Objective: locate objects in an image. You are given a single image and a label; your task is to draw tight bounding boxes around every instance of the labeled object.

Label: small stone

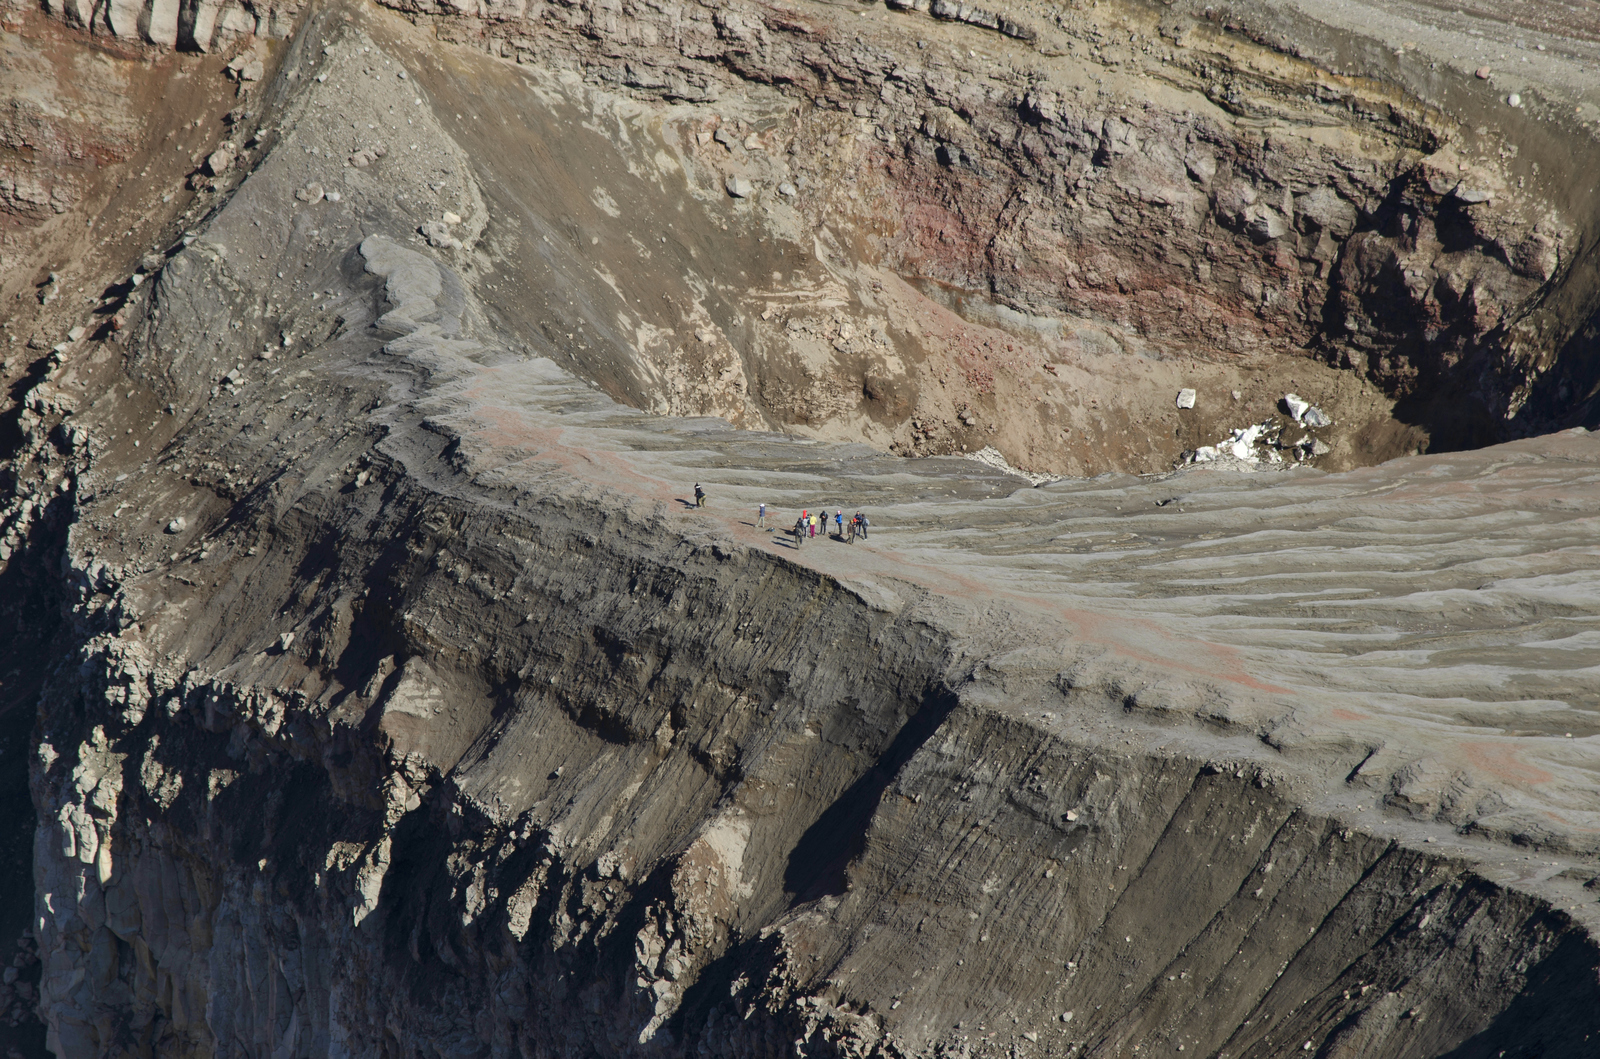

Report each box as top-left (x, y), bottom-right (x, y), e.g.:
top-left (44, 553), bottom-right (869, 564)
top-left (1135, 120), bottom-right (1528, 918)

top-left (1060, 1012), bottom-right (1074, 1023)
top-left (1176, 388), bottom-right (1197, 409)
top-left (420, 221), bottom-right (463, 250)
top-left (1508, 93), bottom-right (1522, 108)
top-left (68, 326), bottom-right (85, 341)
top-left (778, 181), bottom-right (797, 197)
top-left (1231, 389), bottom-right (1242, 401)
top-left (743, 133), bottom-right (762, 150)
top-left (164, 517), bottom-right (187, 534)
top-left (325, 191), bottom-right (342, 203)
top-left (1023, 1033), bottom-right (1038, 1043)
top-left (1303, 406), bottom-right (1333, 428)
top-left (295, 183), bottom-right (325, 204)
top-left (725, 175), bottom-right (753, 198)
top-left (1310, 439), bottom-right (1331, 456)
top-left (278, 631), bottom-right (295, 651)
top-left (1475, 66), bottom-right (1492, 78)
top-left (442, 211), bottom-right (462, 225)
top-left (397, 69), bottom-right (408, 79)
top-left (1064, 809), bottom-right (1078, 821)
top-left (204, 148), bottom-right (235, 176)
top-left (712, 127), bottom-right (733, 147)
top-left (1246, 205), bottom-right (1289, 241)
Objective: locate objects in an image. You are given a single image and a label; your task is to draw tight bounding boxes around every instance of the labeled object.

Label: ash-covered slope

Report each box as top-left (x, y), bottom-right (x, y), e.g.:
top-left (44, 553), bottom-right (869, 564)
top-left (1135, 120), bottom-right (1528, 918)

top-left (3, 1), bottom-right (1600, 1058)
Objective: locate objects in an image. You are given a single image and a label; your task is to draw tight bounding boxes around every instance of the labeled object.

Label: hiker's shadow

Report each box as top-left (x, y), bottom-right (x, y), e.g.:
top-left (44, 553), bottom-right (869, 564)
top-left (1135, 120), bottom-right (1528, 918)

top-left (675, 499), bottom-right (698, 509)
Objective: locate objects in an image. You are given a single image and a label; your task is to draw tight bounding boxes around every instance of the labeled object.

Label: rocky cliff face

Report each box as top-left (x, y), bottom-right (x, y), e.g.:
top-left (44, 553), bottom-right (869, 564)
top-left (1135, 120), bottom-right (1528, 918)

top-left (15, 0), bottom-right (1600, 474)
top-left (373, 0), bottom-right (1600, 459)
top-left (3, 1), bottom-right (1600, 1058)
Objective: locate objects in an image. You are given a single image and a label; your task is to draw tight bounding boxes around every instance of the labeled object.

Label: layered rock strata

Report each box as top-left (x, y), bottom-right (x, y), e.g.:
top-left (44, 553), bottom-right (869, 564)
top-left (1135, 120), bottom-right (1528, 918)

top-left (20, 0), bottom-right (1600, 471)
top-left (2, 5), bottom-right (1598, 1057)
top-left (379, 0), bottom-right (1600, 454)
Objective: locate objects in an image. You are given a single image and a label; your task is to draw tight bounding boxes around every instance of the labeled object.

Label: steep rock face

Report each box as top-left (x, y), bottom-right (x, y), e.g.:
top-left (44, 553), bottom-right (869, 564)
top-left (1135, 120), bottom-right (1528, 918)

top-left (3, 7), bottom-right (1598, 1056)
top-left (31, 0), bottom-right (293, 50)
top-left (3, 2), bottom-right (1600, 1058)
top-left (20, 0), bottom-right (1600, 467)
top-left (379, 0), bottom-right (1600, 449)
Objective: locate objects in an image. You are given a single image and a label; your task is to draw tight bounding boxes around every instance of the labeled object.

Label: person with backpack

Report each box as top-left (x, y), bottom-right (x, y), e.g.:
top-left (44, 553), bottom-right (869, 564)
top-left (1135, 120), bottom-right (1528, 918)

top-left (834, 510), bottom-right (844, 538)
top-left (859, 511), bottom-right (869, 539)
top-left (793, 514), bottom-right (806, 546)
top-left (758, 502), bottom-right (767, 529)
top-left (694, 483), bottom-right (706, 507)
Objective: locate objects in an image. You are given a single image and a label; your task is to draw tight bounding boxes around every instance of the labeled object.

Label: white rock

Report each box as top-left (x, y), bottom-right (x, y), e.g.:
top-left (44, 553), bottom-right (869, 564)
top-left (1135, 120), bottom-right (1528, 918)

top-left (1176, 388), bottom-right (1197, 409)
top-left (295, 183), bottom-right (324, 203)
top-left (778, 182), bottom-right (797, 197)
top-left (725, 175), bottom-right (753, 198)
top-left (204, 147), bottom-right (234, 176)
top-left (1508, 93), bottom-right (1522, 108)
top-left (164, 517), bottom-right (186, 534)
top-left (442, 211), bottom-right (461, 225)
top-left (325, 191), bottom-right (342, 203)
top-left (142, 0), bottom-right (179, 47)
top-left (1245, 204), bottom-right (1289, 241)
top-left (1283, 394), bottom-right (1310, 422)
top-left (1303, 406), bottom-right (1333, 428)
top-left (68, 326), bottom-right (86, 341)
top-left (106, 0), bottom-right (140, 37)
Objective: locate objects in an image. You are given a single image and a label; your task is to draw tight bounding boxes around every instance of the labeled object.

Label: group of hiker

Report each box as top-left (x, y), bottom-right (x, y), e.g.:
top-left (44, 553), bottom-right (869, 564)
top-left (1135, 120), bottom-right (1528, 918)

top-left (696, 490), bottom-right (873, 547)
top-left (755, 502), bottom-right (869, 546)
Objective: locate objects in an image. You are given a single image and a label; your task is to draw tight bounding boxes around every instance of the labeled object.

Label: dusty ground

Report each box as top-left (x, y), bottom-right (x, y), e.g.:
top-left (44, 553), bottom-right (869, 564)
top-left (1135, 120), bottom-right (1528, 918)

top-left (0, 5), bottom-right (267, 392)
